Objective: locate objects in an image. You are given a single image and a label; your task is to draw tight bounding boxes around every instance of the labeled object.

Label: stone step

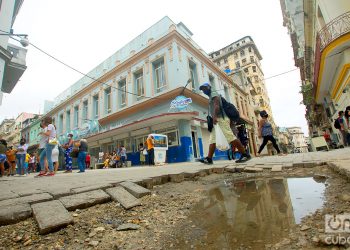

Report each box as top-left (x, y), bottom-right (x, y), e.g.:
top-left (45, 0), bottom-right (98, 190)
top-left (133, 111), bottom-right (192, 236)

top-left (119, 181), bottom-right (151, 198)
top-left (169, 173), bottom-right (185, 183)
top-left (59, 190), bottom-right (111, 211)
top-left (0, 203), bottom-right (32, 226)
top-left (72, 183), bottom-right (113, 194)
top-left (244, 167), bottom-right (263, 173)
top-left (106, 187), bottom-right (141, 210)
top-left (212, 167), bottom-right (226, 174)
top-left (0, 193), bottom-right (53, 207)
top-left (32, 200), bottom-right (73, 234)
top-left (271, 165), bottom-right (283, 172)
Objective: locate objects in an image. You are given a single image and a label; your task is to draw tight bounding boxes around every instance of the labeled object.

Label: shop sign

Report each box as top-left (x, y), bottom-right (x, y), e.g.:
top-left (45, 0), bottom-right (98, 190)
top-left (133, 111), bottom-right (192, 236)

top-left (170, 95), bottom-right (192, 110)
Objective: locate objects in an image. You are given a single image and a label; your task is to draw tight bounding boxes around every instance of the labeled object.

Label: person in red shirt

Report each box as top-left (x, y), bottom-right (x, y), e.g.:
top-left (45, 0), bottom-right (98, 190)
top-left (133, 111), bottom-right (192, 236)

top-left (85, 154), bottom-right (91, 169)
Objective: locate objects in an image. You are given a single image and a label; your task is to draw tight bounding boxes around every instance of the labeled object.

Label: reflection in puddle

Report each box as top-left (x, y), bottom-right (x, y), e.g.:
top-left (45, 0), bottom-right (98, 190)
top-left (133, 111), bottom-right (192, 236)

top-left (176, 177), bottom-right (325, 249)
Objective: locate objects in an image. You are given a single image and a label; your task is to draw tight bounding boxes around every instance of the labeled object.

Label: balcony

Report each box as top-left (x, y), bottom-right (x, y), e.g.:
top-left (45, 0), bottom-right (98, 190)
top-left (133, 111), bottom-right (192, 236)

top-left (318, 11), bottom-right (350, 51)
top-left (1, 43), bottom-right (27, 93)
top-left (314, 11), bottom-right (350, 104)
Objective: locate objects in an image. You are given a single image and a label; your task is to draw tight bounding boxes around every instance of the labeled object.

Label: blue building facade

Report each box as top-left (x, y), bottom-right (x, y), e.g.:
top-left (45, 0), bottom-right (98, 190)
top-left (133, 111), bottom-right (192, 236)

top-left (44, 17), bottom-right (236, 165)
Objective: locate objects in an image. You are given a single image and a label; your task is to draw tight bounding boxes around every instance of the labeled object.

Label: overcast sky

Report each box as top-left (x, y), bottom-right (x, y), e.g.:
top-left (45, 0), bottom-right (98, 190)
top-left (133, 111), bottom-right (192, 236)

top-left (0, 0), bottom-right (308, 135)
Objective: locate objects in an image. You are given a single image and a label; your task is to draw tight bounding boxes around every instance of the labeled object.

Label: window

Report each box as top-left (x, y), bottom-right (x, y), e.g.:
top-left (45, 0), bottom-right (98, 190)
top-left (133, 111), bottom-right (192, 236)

top-left (244, 68), bottom-right (248, 73)
top-left (254, 75), bottom-right (259, 82)
top-left (257, 87), bottom-right (261, 94)
top-left (242, 58), bottom-right (247, 64)
top-left (250, 56), bottom-right (254, 63)
top-left (229, 47), bottom-right (233, 51)
top-left (153, 59), bottom-right (166, 93)
top-left (224, 58), bottom-right (228, 63)
top-left (248, 47), bottom-right (252, 53)
top-left (189, 61), bottom-right (198, 90)
top-left (104, 88), bottom-right (112, 113)
top-left (252, 66), bottom-right (257, 73)
top-left (93, 95), bottom-right (99, 119)
top-left (242, 40), bottom-right (246, 44)
top-left (236, 43), bottom-right (240, 47)
top-left (82, 100), bottom-right (88, 119)
top-left (118, 79), bottom-right (126, 107)
top-left (217, 61), bottom-right (221, 66)
top-left (259, 97), bottom-right (264, 107)
top-left (155, 127), bottom-right (179, 146)
top-left (240, 50), bottom-right (245, 56)
top-left (116, 138), bottom-right (131, 152)
top-left (66, 110), bottom-right (71, 132)
top-left (234, 53), bottom-right (238, 59)
top-left (134, 71), bottom-right (144, 100)
top-left (58, 114), bottom-right (63, 134)
top-left (135, 135), bottom-right (148, 151)
top-left (235, 61), bottom-right (240, 68)
top-left (74, 106), bottom-right (79, 128)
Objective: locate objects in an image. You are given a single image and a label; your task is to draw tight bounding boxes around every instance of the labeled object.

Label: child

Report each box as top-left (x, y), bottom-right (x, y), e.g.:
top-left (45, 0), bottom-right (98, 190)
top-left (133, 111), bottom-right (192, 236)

top-left (24, 153), bottom-right (30, 176)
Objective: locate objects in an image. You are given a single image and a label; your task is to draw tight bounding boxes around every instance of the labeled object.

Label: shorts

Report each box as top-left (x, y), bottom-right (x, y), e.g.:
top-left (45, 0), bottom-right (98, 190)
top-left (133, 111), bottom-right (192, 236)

top-left (0, 154), bottom-right (6, 163)
top-left (209, 117), bottom-right (236, 144)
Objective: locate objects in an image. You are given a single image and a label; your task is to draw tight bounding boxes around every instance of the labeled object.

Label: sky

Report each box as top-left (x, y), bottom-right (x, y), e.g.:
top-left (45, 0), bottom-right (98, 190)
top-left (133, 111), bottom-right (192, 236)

top-left (0, 0), bottom-right (308, 135)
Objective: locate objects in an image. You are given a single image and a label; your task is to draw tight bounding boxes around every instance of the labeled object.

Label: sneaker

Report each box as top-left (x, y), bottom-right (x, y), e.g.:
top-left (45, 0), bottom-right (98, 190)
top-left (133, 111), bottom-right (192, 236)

top-left (44, 172), bottom-right (55, 177)
top-left (35, 171), bottom-right (47, 177)
top-left (197, 157), bottom-right (213, 165)
top-left (235, 154), bottom-right (252, 163)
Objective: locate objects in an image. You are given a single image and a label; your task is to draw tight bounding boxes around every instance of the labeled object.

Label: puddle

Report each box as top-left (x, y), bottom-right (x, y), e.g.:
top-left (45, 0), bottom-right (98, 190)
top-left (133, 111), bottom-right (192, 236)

top-left (175, 177), bottom-right (326, 249)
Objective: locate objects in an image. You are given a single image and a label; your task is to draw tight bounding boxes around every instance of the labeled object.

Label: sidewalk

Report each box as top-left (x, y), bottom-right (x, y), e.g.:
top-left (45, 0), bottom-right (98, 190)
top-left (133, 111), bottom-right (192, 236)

top-left (1, 147), bottom-right (350, 228)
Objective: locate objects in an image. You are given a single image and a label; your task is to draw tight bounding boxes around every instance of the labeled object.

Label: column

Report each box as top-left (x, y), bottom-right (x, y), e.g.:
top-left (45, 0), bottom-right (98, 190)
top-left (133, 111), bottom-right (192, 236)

top-left (178, 119), bottom-right (193, 162)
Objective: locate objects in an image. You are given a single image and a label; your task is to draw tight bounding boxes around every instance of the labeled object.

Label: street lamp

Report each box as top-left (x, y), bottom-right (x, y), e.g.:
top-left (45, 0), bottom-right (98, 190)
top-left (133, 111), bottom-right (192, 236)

top-left (0, 29), bottom-right (29, 47)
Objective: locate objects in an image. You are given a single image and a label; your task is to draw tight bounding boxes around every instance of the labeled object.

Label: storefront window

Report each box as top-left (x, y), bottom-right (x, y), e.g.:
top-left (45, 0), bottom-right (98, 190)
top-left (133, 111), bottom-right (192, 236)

top-left (155, 127), bottom-right (179, 146)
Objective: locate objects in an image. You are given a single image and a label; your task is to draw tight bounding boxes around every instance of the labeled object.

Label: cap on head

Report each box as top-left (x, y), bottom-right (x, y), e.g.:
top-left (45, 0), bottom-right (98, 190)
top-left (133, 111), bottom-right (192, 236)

top-left (199, 82), bottom-right (211, 91)
top-left (260, 110), bottom-right (268, 118)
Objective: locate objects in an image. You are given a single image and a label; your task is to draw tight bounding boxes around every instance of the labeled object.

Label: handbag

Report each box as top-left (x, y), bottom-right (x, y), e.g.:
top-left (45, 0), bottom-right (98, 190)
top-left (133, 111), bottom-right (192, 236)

top-left (48, 138), bottom-right (58, 145)
top-left (142, 148), bottom-right (148, 155)
top-left (215, 125), bottom-right (230, 151)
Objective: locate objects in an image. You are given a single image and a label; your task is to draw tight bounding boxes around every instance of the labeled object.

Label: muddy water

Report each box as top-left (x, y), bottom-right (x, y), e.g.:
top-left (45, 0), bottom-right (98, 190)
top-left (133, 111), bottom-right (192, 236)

top-left (175, 177), bottom-right (326, 249)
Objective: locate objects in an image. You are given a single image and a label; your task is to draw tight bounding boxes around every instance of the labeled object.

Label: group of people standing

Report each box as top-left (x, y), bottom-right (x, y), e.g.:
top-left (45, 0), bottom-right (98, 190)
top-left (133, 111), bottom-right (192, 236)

top-left (336, 106), bottom-right (350, 147)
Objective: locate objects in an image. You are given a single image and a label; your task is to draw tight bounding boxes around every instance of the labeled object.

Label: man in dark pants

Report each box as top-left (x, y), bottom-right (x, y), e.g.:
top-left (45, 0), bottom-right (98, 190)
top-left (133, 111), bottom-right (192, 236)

top-left (198, 82), bottom-right (251, 164)
top-left (146, 135), bottom-right (155, 165)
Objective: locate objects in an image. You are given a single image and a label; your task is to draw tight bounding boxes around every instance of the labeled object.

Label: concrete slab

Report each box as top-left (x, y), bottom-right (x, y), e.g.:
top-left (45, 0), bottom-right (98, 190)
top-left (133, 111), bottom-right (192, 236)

top-left (225, 166), bottom-right (237, 173)
top-left (119, 181), bottom-right (151, 198)
top-left (32, 200), bottom-right (73, 234)
top-left (141, 178), bottom-right (153, 189)
top-left (271, 165), bottom-right (283, 172)
top-left (169, 173), bottom-right (185, 183)
top-left (59, 190), bottom-right (111, 211)
top-left (0, 203), bottom-right (32, 226)
top-left (0, 192), bottom-right (19, 201)
top-left (303, 162), bottom-right (316, 168)
top-left (0, 193), bottom-right (53, 207)
top-left (106, 187), bottom-right (141, 210)
top-left (212, 167), bottom-right (225, 174)
top-left (151, 176), bottom-right (163, 186)
top-left (45, 188), bottom-right (72, 199)
top-left (244, 167), bottom-right (263, 173)
top-left (184, 172), bottom-right (196, 179)
top-left (72, 183), bottom-right (113, 194)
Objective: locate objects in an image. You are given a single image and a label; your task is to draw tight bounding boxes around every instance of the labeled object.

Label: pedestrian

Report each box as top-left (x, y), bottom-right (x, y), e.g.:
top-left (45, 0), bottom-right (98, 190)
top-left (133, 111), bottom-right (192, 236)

top-left (146, 135), bottom-right (155, 166)
top-left (335, 111), bottom-right (349, 147)
top-left (76, 138), bottom-right (88, 173)
top-left (52, 144), bottom-right (59, 173)
top-left (85, 153), bottom-right (91, 169)
top-left (28, 153), bottom-right (36, 173)
top-left (139, 143), bottom-right (146, 165)
top-left (257, 110), bottom-right (283, 156)
top-left (23, 152), bottom-right (30, 176)
top-left (119, 145), bottom-right (127, 167)
top-left (63, 133), bottom-right (73, 173)
top-left (5, 146), bottom-right (16, 176)
top-left (37, 117), bottom-right (56, 177)
top-left (345, 106), bottom-right (350, 144)
top-left (16, 138), bottom-right (28, 175)
top-left (36, 121), bottom-right (48, 174)
top-left (0, 139), bottom-right (7, 177)
top-left (198, 82), bottom-right (251, 164)
top-left (98, 150), bottom-right (104, 163)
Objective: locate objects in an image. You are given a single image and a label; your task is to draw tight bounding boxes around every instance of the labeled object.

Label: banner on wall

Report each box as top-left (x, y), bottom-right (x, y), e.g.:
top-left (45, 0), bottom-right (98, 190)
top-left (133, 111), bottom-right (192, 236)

top-left (169, 95), bottom-right (192, 111)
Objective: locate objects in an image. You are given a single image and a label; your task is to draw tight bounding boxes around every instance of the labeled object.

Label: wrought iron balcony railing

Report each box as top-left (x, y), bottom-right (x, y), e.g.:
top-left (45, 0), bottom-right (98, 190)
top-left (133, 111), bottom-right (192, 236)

top-left (318, 11), bottom-right (350, 51)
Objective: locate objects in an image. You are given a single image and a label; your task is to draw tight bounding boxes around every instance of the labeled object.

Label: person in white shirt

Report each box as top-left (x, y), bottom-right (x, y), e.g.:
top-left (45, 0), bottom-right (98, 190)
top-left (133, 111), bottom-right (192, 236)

top-left (16, 138), bottom-right (28, 175)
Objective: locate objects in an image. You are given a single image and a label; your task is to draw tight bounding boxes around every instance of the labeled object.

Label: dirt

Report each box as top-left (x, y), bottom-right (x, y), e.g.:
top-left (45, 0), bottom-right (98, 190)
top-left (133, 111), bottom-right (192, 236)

top-left (0, 165), bottom-right (349, 250)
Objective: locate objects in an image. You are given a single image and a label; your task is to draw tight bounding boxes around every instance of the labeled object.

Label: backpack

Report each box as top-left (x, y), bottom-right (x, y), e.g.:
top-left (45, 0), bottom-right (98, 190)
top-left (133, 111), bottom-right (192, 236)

top-left (220, 95), bottom-right (240, 122)
top-left (334, 118), bottom-right (341, 129)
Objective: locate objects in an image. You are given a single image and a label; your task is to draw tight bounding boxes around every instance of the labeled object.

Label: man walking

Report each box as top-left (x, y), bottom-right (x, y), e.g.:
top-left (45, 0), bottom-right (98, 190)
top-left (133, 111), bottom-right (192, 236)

top-left (198, 82), bottom-right (251, 164)
top-left (336, 111), bottom-right (349, 147)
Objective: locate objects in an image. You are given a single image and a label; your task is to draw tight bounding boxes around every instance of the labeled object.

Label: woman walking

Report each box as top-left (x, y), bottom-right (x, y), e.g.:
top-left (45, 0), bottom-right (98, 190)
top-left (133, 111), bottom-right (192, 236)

top-left (257, 110), bottom-right (283, 156)
top-left (63, 133), bottom-right (73, 173)
top-left (16, 138), bottom-right (28, 175)
top-left (77, 139), bottom-right (88, 173)
top-left (37, 117), bottom-right (56, 177)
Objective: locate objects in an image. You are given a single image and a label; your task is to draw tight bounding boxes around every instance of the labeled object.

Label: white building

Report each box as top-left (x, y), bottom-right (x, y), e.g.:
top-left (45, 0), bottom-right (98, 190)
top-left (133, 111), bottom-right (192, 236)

top-left (287, 127), bottom-right (308, 153)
